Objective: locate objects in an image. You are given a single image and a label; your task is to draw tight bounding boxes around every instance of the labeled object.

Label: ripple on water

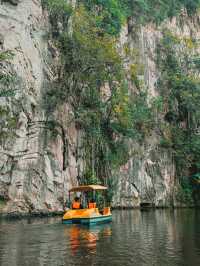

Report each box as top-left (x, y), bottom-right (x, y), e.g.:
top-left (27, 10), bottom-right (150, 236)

top-left (0, 210), bottom-right (200, 266)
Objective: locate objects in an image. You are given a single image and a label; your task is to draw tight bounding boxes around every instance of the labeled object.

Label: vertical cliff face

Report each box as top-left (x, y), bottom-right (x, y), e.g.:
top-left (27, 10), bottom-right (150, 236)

top-left (112, 23), bottom-right (175, 207)
top-left (0, 1), bottom-right (199, 214)
top-left (114, 15), bottom-right (200, 208)
top-left (0, 0), bottom-right (81, 214)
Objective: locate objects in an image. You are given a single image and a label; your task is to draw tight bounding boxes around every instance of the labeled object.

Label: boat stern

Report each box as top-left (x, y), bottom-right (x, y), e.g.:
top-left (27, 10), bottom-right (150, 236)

top-left (62, 207), bottom-right (112, 224)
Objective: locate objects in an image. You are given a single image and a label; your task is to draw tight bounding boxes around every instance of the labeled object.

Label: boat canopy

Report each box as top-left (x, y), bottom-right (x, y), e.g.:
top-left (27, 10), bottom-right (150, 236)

top-left (69, 185), bottom-right (107, 192)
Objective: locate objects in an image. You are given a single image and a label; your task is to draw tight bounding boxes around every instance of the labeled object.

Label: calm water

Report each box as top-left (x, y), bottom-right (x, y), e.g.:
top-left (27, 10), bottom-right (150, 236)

top-left (0, 210), bottom-right (200, 266)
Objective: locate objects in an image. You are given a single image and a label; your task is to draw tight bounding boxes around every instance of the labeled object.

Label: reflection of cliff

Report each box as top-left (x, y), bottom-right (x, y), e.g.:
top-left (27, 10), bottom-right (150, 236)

top-left (0, 211), bottom-right (200, 265)
top-left (106, 210), bottom-right (200, 265)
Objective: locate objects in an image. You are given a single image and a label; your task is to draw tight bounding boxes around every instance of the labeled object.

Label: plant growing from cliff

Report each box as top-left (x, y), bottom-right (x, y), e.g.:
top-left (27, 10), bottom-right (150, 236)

top-left (42, 0), bottom-right (73, 37)
top-left (0, 50), bottom-right (13, 61)
top-left (82, 0), bottom-right (130, 35)
top-left (80, 0), bottom-right (200, 35)
top-left (128, 0), bottom-right (200, 25)
top-left (58, 6), bottom-right (138, 175)
top-left (0, 198), bottom-right (6, 210)
top-left (43, 2), bottom-right (153, 189)
top-left (0, 51), bottom-right (16, 97)
top-left (42, 0), bottom-right (200, 193)
top-left (0, 51), bottom-right (18, 143)
top-left (157, 30), bottom-right (200, 203)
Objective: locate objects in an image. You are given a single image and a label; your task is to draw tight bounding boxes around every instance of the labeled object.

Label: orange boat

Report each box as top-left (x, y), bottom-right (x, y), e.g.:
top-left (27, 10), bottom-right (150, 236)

top-left (62, 185), bottom-right (112, 225)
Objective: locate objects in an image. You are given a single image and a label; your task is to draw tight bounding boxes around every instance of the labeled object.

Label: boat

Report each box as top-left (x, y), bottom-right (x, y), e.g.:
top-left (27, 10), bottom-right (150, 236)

top-left (62, 185), bottom-right (112, 225)
top-left (140, 202), bottom-right (155, 211)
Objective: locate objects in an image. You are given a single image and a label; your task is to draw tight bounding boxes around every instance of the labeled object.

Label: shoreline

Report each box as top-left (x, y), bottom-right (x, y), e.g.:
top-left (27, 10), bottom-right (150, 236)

top-left (0, 206), bottom-right (199, 220)
top-left (0, 211), bottom-right (64, 220)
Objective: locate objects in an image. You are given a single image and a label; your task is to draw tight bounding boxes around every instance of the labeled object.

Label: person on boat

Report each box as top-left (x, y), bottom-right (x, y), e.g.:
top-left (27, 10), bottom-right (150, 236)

top-left (72, 197), bottom-right (82, 209)
top-left (88, 198), bottom-right (96, 209)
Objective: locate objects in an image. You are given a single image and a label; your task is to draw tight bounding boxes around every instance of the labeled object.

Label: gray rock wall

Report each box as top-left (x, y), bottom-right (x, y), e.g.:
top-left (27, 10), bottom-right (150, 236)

top-left (0, 1), bottom-right (199, 213)
top-left (113, 15), bottom-right (200, 208)
top-left (0, 0), bottom-right (80, 214)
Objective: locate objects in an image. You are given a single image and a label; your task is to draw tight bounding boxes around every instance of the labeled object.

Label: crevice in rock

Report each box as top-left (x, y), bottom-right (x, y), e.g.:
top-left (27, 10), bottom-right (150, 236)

top-left (61, 125), bottom-right (68, 171)
top-left (1, 0), bottom-right (19, 6)
top-left (131, 182), bottom-right (140, 193)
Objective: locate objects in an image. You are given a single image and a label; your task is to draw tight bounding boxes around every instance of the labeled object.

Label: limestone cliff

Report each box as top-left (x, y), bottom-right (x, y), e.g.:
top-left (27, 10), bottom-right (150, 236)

top-left (0, 0), bottom-right (198, 214)
top-left (0, 0), bottom-right (80, 214)
top-left (114, 15), bottom-right (200, 208)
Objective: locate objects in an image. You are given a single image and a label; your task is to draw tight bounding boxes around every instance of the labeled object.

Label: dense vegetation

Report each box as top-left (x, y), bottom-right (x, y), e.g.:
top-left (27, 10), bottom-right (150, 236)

top-left (42, 0), bottom-right (200, 203)
top-left (128, 0), bottom-right (200, 25)
top-left (82, 0), bottom-right (200, 35)
top-left (43, 0), bottom-right (200, 36)
top-left (42, 0), bottom-right (153, 194)
top-left (157, 30), bottom-right (200, 203)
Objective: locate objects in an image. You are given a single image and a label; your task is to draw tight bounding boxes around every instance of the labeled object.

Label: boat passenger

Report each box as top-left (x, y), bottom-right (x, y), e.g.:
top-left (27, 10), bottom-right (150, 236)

top-left (88, 199), bottom-right (96, 209)
top-left (72, 197), bottom-right (81, 209)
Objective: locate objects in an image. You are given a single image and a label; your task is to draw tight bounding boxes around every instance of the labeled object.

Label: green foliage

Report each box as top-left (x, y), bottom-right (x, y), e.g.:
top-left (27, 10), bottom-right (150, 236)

top-left (42, 0), bottom-right (73, 36)
top-left (0, 197), bottom-right (6, 210)
top-left (128, 0), bottom-right (200, 25)
top-left (176, 174), bottom-right (200, 204)
top-left (82, 169), bottom-right (100, 185)
top-left (0, 74), bottom-right (17, 97)
top-left (184, 0), bottom-right (200, 15)
top-left (43, 0), bottom-right (200, 202)
top-left (81, 0), bottom-right (200, 35)
top-left (157, 30), bottom-right (200, 204)
top-left (43, 2), bottom-right (153, 191)
top-left (42, 0), bottom-right (200, 39)
top-left (0, 106), bottom-right (18, 144)
top-left (42, 0), bottom-right (73, 18)
top-left (176, 179), bottom-right (194, 204)
top-left (0, 51), bottom-right (16, 97)
top-left (0, 50), bottom-right (14, 62)
top-left (82, 0), bottom-right (130, 35)
top-left (0, 51), bottom-right (17, 143)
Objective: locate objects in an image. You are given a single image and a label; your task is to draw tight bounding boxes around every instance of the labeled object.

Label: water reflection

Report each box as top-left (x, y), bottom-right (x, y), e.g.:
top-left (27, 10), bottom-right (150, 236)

top-left (0, 210), bottom-right (200, 266)
top-left (66, 224), bottom-right (112, 255)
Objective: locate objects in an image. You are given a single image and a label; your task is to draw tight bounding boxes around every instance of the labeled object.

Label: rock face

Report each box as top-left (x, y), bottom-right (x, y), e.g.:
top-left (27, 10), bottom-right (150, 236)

top-left (0, 1), bottom-right (198, 214)
top-left (113, 15), bottom-right (200, 208)
top-left (113, 139), bottom-right (175, 208)
top-left (112, 22), bottom-right (175, 208)
top-left (0, 0), bottom-right (80, 214)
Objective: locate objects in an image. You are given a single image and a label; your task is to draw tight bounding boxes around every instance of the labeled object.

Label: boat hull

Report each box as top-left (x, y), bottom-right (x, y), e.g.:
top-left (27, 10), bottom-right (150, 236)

top-left (62, 207), bottom-right (112, 225)
top-left (62, 215), bottom-right (112, 225)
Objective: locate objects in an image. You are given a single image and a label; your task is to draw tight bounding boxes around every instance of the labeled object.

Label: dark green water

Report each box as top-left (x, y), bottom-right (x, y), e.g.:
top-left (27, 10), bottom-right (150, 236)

top-left (0, 209), bottom-right (200, 266)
